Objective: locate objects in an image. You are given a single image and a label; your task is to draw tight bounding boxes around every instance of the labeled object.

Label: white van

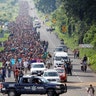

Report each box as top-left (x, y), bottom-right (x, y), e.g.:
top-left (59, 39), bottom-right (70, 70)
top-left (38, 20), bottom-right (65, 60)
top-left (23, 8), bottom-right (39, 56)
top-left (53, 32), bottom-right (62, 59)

top-left (53, 52), bottom-right (68, 68)
top-left (33, 19), bottom-right (41, 28)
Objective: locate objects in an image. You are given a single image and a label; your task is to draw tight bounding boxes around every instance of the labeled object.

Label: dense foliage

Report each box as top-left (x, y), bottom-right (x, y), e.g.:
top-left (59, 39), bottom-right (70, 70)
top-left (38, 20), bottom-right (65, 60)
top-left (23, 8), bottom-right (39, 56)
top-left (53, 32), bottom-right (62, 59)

top-left (0, 0), bottom-right (19, 48)
top-left (59, 0), bottom-right (96, 45)
top-left (34, 0), bottom-right (96, 46)
top-left (61, 0), bottom-right (96, 22)
top-left (33, 0), bottom-right (96, 71)
top-left (0, 0), bottom-right (19, 22)
top-left (33, 0), bottom-right (56, 13)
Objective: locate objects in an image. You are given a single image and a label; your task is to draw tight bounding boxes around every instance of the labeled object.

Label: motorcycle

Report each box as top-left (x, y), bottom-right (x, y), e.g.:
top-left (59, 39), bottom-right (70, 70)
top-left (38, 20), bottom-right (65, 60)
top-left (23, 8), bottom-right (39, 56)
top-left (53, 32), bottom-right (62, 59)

top-left (81, 61), bottom-right (87, 72)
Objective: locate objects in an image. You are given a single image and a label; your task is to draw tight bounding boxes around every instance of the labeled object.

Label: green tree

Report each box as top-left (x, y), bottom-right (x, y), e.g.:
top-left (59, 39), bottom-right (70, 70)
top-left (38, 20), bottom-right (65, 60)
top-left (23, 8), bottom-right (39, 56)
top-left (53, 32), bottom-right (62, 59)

top-left (34, 0), bottom-right (57, 13)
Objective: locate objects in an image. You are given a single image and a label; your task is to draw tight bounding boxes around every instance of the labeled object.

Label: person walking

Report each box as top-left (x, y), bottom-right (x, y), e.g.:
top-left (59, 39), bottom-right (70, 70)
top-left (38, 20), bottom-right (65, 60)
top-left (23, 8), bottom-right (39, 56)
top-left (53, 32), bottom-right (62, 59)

top-left (2, 66), bottom-right (6, 82)
top-left (82, 54), bottom-right (88, 72)
top-left (76, 49), bottom-right (80, 59)
top-left (73, 49), bottom-right (77, 59)
top-left (18, 70), bottom-right (23, 81)
top-left (14, 68), bottom-right (19, 82)
top-left (7, 65), bottom-right (11, 78)
top-left (0, 69), bottom-right (3, 82)
top-left (87, 84), bottom-right (95, 96)
top-left (67, 61), bottom-right (72, 75)
top-left (23, 59), bottom-right (28, 74)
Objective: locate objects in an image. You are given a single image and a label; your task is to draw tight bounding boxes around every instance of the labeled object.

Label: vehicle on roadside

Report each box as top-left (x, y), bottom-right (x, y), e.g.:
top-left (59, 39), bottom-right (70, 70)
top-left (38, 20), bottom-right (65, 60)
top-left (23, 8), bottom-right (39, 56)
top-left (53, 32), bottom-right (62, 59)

top-left (46, 26), bottom-right (55, 31)
top-left (53, 52), bottom-right (68, 68)
top-left (46, 27), bottom-right (51, 31)
top-left (55, 68), bottom-right (67, 82)
top-left (33, 19), bottom-right (41, 28)
top-left (58, 45), bottom-right (68, 52)
top-left (54, 46), bottom-right (64, 52)
top-left (0, 75), bottom-right (67, 96)
top-left (60, 39), bottom-right (64, 45)
top-left (54, 45), bottom-right (67, 55)
top-left (43, 69), bottom-right (60, 83)
top-left (30, 62), bottom-right (46, 76)
top-left (81, 61), bottom-right (87, 72)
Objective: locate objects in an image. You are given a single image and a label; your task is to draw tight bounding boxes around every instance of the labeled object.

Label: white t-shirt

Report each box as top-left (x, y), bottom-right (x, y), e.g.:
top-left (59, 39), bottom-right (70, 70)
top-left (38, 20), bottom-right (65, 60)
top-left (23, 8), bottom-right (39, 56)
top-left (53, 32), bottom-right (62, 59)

top-left (88, 88), bottom-right (94, 96)
top-left (23, 61), bottom-right (28, 68)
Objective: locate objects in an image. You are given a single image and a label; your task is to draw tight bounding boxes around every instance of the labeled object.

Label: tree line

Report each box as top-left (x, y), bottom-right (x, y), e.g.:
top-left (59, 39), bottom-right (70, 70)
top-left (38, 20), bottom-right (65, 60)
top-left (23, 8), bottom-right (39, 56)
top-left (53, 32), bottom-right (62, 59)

top-left (0, 0), bottom-right (19, 23)
top-left (33, 0), bottom-right (96, 48)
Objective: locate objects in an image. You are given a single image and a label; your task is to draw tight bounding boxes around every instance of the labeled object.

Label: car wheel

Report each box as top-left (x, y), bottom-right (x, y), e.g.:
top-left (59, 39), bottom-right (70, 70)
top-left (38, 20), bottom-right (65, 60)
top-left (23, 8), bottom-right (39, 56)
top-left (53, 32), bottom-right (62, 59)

top-left (8, 89), bottom-right (16, 96)
top-left (17, 94), bottom-right (21, 96)
top-left (47, 89), bottom-right (54, 96)
top-left (64, 79), bottom-right (67, 82)
top-left (54, 93), bottom-right (59, 96)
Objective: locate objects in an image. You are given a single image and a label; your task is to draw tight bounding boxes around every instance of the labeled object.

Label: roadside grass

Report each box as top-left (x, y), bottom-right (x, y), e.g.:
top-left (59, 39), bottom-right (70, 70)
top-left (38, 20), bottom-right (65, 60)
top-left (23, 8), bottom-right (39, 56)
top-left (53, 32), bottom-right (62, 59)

top-left (39, 13), bottom-right (96, 72)
top-left (0, 33), bottom-right (9, 51)
top-left (54, 25), bottom-right (96, 72)
top-left (45, 21), bottom-right (52, 27)
top-left (61, 35), bottom-right (96, 72)
top-left (0, 33), bottom-right (9, 42)
top-left (0, 47), bottom-right (4, 51)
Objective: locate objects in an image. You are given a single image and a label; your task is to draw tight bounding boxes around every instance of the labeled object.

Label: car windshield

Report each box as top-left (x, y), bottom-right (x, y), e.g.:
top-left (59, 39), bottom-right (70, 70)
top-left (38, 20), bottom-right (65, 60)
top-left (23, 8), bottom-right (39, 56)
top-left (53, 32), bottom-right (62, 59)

top-left (54, 56), bottom-right (68, 61)
top-left (54, 57), bottom-right (61, 60)
top-left (61, 57), bottom-right (68, 61)
top-left (32, 64), bottom-right (44, 68)
top-left (55, 47), bottom-right (63, 52)
top-left (56, 69), bottom-right (65, 73)
top-left (44, 72), bottom-right (58, 77)
top-left (40, 77), bottom-right (49, 83)
top-left (59, 46), bottom-right (68, 51)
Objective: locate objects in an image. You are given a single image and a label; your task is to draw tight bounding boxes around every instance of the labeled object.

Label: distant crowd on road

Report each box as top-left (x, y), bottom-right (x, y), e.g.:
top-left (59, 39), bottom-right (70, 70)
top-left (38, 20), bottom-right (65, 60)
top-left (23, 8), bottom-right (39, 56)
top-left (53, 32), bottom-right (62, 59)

top-left (0, 1), bottom-right (50, 82)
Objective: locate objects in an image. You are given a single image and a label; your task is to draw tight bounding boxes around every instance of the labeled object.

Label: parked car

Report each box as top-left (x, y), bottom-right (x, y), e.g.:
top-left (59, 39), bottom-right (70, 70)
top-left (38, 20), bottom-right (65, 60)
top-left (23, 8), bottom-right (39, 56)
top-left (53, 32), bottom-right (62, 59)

top-left (55, 68), bottom-right (67, 82)
top-left (43, 69), bottom-right (60, 83)
top-left (30, 62), bottom-right (46, 76)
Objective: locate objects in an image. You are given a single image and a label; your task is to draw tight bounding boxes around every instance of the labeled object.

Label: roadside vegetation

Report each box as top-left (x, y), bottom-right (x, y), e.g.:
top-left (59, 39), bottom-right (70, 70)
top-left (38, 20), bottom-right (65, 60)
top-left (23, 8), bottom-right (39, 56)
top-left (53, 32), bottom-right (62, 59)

top-left (0, 0), bottom-right (19, 51)
top-left (0, 0), bottom-right (19, 22)
top-left (33, 0), bottom-right (96, 72)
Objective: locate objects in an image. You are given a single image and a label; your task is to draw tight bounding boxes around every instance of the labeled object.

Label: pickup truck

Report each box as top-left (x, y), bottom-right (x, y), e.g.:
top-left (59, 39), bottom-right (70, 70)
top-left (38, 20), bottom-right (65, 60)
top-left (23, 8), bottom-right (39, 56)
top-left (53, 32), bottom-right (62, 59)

top-left (0, 75), bottom-right (67, 96)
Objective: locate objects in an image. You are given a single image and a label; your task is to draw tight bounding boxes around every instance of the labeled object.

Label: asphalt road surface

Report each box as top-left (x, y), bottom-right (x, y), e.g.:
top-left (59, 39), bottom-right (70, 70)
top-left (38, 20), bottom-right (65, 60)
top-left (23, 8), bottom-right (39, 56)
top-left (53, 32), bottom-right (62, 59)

top-left (1, 0), bottom-right (96, 96)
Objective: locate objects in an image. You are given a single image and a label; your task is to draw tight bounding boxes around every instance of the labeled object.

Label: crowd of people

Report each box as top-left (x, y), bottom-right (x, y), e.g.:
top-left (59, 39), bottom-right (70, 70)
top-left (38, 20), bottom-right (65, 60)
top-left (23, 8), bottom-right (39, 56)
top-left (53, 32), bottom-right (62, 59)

top-left (0, 1), bottom-right (49, 82)
top-left (64, 61), bottom-right (72, 75)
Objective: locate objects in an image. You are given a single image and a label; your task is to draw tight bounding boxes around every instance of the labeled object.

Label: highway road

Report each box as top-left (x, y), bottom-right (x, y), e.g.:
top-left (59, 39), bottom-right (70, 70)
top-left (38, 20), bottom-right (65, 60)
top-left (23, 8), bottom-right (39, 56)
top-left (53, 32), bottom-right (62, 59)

top-left (1, 0), bottom-right (96, 96)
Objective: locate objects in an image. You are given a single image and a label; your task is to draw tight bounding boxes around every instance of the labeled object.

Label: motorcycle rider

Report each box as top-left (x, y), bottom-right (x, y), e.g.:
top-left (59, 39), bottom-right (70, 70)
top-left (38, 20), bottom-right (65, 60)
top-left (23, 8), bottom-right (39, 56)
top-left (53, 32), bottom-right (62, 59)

top-left (82, 54), bottom-right (88, 72)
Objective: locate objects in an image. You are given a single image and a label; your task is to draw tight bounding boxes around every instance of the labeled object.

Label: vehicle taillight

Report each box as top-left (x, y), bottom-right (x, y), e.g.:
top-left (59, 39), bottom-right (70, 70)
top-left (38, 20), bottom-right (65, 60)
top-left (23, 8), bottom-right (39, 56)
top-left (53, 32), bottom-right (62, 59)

top-left (0, 83), bottom-right (3, 89)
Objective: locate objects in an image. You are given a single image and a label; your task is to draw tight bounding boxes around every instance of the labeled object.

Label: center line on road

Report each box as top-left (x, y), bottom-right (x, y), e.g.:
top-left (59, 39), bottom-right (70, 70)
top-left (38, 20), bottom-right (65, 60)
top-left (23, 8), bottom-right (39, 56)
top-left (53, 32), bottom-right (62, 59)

top-left (73, 71), bottom-right (83, 83)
